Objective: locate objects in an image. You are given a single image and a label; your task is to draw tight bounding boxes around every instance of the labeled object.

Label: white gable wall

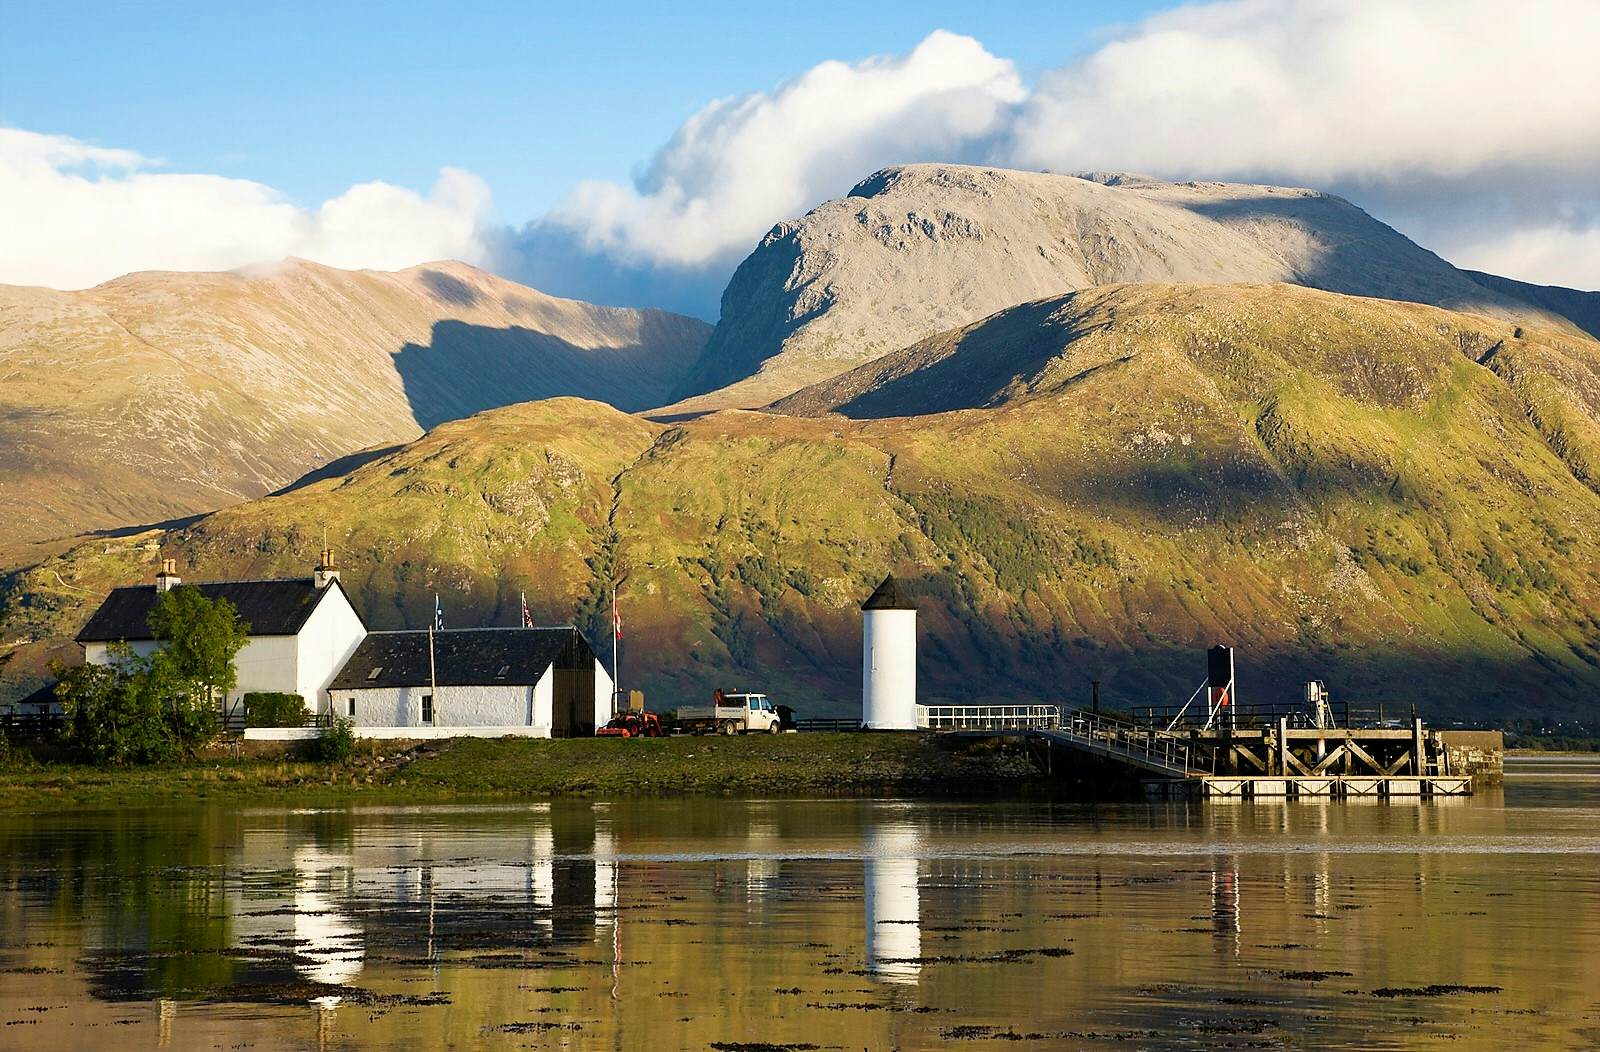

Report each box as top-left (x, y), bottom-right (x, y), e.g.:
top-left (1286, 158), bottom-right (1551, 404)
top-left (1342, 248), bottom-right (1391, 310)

top-left (594, 660), bottom-right (614, 729)
top-left (530, 664), bottom-right (555, 736)
top-left (294, 585), bottom-right (367, 714)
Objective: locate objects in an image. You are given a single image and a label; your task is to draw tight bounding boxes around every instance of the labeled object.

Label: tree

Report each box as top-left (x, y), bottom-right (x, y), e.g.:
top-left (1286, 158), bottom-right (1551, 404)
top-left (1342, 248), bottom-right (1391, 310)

top-left (147, 586), bottom-right (250, 725)
top-left (55, 647), bottom-right (182, 765)
top-left (52, 589), bottom-right (249, 765)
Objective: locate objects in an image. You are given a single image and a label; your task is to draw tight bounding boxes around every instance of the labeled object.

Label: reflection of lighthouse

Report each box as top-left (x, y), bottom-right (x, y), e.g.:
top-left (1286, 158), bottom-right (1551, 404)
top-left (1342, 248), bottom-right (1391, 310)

top-left (862, 576), bottom-right (917, 730)
top-left (864, 820), bottom-right (922, 984)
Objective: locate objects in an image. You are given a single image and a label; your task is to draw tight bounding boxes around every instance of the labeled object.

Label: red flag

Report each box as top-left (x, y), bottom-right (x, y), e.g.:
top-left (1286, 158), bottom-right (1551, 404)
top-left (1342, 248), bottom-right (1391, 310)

top-left (612, 592), bottom-right (622, 640)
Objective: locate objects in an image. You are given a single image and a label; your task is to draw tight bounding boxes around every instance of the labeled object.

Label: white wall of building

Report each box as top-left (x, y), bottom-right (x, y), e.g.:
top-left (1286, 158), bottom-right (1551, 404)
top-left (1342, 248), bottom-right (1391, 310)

top-left (230, 635), bottom-right (301, 704)
top-left (294, 585), bottom-right (367, 714)
top-left (336, 681), bottom-right (542, 732)
top-left (530, 665), bottom-right (555, 736)
top-left (863, 608), bottom-right (917, 730)
top-left (594, 660), bottom-right (614, 728)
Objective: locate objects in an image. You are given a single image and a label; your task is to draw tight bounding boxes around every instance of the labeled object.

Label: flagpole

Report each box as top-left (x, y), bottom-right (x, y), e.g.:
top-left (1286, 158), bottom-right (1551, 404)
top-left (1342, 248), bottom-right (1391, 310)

top-left (428, 620), bottom-right (437, 724)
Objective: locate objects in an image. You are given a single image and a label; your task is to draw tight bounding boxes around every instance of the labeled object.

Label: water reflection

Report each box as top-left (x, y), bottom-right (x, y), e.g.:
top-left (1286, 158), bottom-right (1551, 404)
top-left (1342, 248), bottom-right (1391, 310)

top-left (864, 821), bottom-right (922, 984)
top-left (3, 766), bottom-right (1600, 1051)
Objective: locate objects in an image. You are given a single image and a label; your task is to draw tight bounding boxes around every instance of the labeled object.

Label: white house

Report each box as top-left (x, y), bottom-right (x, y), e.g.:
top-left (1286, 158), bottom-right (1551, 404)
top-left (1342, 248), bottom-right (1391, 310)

top-left (75, 552), bottom-right (367, 722)
top-left (325, 627), bottom-right (613, 739)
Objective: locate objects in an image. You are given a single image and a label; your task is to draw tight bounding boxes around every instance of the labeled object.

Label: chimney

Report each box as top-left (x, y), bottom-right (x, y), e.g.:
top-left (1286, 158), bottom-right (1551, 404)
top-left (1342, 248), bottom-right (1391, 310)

top-left (155, 558), bottom-right (181, 593)
top-left (314, 547), bottom-right (340, 589)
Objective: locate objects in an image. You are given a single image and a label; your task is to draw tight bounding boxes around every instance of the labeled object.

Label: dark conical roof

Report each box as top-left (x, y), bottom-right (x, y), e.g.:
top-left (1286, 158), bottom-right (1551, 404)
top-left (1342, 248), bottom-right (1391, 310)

top-left (861, 574), bottom-right (915, 611)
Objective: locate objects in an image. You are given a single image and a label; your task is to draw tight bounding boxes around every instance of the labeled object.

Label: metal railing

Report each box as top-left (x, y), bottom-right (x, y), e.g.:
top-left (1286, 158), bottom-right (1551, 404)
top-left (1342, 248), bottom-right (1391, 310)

top-left (1055, 708), bottom-right (1193, 775)
top-left (917, 704), bottom-right (1062, 730)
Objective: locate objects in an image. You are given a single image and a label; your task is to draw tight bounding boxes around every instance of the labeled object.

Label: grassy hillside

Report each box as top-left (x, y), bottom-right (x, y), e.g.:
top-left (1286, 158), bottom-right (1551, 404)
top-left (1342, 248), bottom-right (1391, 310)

top-left (6, 286), bottom-right (1599, 720)
top-left (0, 259), bottom-right (708, 547)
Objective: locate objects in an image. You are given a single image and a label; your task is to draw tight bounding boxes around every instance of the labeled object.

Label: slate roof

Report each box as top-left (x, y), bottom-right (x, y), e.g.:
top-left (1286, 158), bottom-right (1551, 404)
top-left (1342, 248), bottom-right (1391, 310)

top-left (329, 628), bottom-right (591, 690)
top-left (76, 578), bottom-right (356, 642)
top-left (861, 574), bottom-right (916, 611)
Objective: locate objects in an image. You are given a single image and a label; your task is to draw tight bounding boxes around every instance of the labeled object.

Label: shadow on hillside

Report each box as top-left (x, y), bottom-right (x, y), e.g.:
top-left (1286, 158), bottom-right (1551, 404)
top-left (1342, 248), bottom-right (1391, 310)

top-left (392, 320), bottom-right (694, 429)
top-left (271, 445), bottom-right (406, 496)
top-left (1178, 193), bottom-right (1600, 341)
top-left (803, 297), bottom-right (1102, 418)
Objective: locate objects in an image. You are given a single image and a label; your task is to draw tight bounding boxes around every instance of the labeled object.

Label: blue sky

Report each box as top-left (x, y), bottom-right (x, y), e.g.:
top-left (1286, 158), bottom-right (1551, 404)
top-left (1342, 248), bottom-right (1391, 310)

top-left (2, 1), bottom-right (1166, 222)
top-left (3, 1), bottom-right (1598, 308)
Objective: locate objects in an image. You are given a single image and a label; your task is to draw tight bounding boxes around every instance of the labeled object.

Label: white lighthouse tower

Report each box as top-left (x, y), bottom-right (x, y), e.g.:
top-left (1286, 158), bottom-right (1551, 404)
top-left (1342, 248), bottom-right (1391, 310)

top-left (861, 575), bottom-right (917, 730)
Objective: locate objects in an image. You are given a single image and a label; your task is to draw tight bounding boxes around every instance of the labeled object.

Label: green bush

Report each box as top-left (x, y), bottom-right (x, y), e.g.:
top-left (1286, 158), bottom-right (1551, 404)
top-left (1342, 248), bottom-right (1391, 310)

top-left (245, 692), bottom-right (309, 727)
top-left (307, 716), bottom-right (356, 763)
top-left (55, 650), bottom-right (199, 765)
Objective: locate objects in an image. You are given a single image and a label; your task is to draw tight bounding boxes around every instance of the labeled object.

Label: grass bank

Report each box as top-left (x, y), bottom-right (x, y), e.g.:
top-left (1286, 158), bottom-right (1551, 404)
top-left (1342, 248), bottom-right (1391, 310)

top-left (0, 732), bottom-right (1048, 809)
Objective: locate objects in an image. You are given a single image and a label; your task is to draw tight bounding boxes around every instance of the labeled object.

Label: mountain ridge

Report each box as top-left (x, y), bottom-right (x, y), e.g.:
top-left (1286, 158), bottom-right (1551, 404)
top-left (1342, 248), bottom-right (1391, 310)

top-left (665, 164), bottom-right (1597, 412)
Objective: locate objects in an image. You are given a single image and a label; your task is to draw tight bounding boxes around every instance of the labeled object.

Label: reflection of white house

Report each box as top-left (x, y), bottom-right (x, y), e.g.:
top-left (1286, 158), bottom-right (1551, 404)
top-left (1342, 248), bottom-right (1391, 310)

top-left (327, 628), bottom-right (612, 738)
top-left (76, 553), bottom-right (366, 718)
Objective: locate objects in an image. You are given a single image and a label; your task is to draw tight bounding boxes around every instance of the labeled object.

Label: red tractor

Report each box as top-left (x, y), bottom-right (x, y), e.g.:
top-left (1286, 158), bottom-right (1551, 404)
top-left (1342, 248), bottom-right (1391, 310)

top-left (596, 711), bottom-right (664, 738)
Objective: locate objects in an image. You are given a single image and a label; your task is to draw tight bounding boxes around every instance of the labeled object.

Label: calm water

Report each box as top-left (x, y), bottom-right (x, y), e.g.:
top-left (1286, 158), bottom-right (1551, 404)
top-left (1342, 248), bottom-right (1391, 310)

top-left (1, 757), bottom-right (1597, 1050)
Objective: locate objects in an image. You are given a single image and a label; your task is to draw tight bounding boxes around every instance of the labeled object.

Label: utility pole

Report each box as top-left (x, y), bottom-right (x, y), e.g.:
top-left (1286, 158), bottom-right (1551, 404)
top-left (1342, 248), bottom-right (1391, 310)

top-left (428, 621), bottom-right (437, 725)
top-left (611, 583), bottom-right (620, 717)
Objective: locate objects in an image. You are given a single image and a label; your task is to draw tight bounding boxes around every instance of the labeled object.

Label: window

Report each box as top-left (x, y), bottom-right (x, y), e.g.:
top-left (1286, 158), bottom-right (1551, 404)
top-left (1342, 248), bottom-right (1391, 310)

top-left (366, 666), bottom-right (383, 681)
top-left (421, 694), bottom-right (433, 725)
top-left (749, 697), bottom-right (758, 710)
top-left (346, 696), bottom-right (356, 717)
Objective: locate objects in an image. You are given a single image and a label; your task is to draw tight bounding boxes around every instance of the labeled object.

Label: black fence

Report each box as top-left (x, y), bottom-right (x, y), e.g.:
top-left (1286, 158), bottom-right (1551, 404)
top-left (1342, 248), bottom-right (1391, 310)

top-left (791, 717), bottom-right (863, 733)
top-left (0, 713), bottom-right (64, 739)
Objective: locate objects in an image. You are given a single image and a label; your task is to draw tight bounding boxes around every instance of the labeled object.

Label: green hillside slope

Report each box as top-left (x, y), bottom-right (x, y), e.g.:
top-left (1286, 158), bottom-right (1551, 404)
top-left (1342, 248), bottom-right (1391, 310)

top-left (6, 286), bottom-right (1599, 720)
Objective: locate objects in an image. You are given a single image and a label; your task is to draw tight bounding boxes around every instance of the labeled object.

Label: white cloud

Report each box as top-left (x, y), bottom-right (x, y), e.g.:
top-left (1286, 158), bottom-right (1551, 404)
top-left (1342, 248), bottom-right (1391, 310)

top-left (9, 4), bottom-right (1600, 297)
top-left (1008, 0), bottom-right (1600, 182)
top-left (541, 30), bottom-right (1025, 269)
top-left (0, 127), bottom-right (494, 290)
top-left (1447, 223), bottom-right (1600, 291)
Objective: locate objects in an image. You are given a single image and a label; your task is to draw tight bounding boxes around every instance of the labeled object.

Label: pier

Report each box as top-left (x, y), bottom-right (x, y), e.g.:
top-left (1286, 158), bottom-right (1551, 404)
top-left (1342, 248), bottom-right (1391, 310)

top-left (918, 702), bottom-right (1477, 799)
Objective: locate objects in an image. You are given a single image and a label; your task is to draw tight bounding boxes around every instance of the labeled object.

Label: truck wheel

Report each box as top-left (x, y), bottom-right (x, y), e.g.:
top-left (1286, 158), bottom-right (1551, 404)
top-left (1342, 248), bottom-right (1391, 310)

top-left (721, 720), bottom-right (737, 735)
top-left (767, 722), bottom-right (781, 734)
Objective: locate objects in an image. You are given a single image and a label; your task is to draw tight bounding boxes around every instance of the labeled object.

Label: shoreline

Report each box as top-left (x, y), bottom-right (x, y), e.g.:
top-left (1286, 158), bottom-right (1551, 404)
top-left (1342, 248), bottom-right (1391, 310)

top-left (0, 732), bottom-right (1063, 810)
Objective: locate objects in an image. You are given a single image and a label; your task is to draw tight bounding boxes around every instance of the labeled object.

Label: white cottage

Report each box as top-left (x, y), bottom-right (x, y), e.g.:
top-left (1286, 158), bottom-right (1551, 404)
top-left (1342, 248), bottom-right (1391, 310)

top-left (326, 627), bottom-right (613, 738)
top-left (75, 552), bottom-right (367, 722)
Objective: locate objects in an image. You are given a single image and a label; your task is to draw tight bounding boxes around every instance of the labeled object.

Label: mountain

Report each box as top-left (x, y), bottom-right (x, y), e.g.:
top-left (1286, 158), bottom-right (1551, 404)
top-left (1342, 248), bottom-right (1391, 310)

top-left (0, 259), bottom-right (709, 546)
top-left (666, 165), bottom-right (1598, 411)
top-left (8, 285), bottom-right (1600, 720)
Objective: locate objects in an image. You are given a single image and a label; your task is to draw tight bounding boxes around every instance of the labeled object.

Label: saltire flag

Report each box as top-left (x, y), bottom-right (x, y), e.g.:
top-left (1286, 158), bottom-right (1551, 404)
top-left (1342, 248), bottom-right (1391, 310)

top-left (612, 591), bottom-right (622, 640)
top-left (434, 593), bottom-right (444, 631)
top-left (521, 591), bottom-right (533, 628)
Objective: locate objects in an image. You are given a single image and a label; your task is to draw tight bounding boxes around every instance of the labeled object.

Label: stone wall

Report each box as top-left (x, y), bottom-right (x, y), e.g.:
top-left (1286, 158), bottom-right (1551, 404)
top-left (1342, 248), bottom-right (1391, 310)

top-left (1439, 730), bottom-right (1504, 781)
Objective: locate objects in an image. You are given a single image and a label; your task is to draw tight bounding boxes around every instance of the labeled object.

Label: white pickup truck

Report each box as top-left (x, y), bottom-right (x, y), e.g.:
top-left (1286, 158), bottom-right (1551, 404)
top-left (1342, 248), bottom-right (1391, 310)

top-left (678, 690), bottom-right (782, 735)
